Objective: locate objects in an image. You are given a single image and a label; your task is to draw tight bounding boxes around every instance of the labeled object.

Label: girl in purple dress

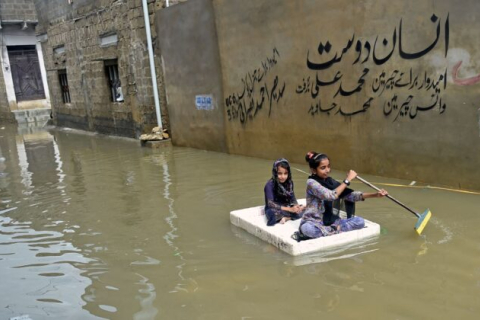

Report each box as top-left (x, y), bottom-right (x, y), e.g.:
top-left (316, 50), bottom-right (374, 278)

top-left (299, 152), bottom-right (388, 239)
top-left (264, 158), bottom-right (305, 226)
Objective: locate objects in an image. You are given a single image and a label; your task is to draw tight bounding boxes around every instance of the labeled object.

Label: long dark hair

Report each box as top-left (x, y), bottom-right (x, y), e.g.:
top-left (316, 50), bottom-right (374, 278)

top-left (305, 151), bottom-right (329, 170)
top-left (305, 151), bottom-right (356, 223)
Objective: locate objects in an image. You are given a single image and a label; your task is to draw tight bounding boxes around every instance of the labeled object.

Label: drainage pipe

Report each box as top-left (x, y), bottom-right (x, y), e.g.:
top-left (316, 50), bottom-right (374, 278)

top-left (141, 0), bottom-right (163, 130)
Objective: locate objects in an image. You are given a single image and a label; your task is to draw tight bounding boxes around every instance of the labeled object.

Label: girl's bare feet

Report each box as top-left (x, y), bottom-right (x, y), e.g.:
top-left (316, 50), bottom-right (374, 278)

top-left (280, 217), bottom-right (291, 224)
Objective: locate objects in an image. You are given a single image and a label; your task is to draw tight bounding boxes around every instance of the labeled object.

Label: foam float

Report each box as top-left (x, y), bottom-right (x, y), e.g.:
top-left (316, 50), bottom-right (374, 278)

top-left (230, 199), bottom-right (380, 256)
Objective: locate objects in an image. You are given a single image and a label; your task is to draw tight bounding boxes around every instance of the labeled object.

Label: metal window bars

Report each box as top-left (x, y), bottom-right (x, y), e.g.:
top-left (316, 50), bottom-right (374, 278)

top-left (58, 69), bottom-right (71, 103)
top-left (105, 60), bottom-right (124, 102)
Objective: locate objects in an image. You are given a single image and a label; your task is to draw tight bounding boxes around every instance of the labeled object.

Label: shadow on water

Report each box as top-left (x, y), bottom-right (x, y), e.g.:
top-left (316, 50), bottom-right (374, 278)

top-left (0, 123), bottom-right (480, 319)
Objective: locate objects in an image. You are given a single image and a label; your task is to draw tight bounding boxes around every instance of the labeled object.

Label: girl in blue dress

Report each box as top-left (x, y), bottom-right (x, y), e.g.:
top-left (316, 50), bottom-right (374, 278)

top-left (264, 158), bottom-right (304, 226)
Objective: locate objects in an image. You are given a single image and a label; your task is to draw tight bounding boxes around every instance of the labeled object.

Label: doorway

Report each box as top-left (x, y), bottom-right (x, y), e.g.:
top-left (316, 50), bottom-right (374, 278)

top-left (7, 45), bottom-right (46, 102)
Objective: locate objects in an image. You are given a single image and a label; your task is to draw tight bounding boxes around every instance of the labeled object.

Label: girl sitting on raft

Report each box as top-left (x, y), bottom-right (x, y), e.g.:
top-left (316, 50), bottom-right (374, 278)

top-left (299, 152), bottom-right (387, 238)
top-left (264, 158), bottom-right (305, 226)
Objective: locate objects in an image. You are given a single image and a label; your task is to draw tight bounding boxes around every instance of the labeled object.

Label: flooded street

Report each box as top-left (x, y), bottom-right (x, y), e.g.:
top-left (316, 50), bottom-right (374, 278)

top-left (1, 124), bottom-right (479, 320)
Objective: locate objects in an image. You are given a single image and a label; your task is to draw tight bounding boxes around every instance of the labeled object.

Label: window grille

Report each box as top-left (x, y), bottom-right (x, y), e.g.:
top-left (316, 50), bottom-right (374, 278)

top-left (104, 59), bottom-right (124, 102)
top-left (58, 69), bottom-right (71, 103)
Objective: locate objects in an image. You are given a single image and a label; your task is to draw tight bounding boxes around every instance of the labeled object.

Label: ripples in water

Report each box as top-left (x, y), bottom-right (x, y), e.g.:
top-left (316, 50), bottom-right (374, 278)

top-left (1, 125), bottom-right (480, 319)
top-left (0, 210), bottom-right (99, 319)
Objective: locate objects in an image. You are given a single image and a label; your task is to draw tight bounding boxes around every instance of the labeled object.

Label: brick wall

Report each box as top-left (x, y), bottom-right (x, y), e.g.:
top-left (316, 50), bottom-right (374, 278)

top-left (0, 0), bottom-right (37, 21)
top-left (34, 0), bottom-right (172, 137)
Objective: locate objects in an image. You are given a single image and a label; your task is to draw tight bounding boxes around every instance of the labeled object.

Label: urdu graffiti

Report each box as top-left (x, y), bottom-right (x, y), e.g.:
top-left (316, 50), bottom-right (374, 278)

top-left (298, 13), bottom-right (450, 122)
top-left (225, 48), bottom-right (286, 124)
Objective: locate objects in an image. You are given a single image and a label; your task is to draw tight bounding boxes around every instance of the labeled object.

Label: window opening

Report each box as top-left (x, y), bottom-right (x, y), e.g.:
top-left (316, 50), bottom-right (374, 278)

top-left (58, 69), bottom-right (71, 103)
top-left (104, 59), bottom-right (124, 102)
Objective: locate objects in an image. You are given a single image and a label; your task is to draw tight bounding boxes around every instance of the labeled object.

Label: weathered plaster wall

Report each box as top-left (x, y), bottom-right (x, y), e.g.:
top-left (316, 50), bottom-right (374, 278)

top-left (158, 0), bottom-right (480, 190)
top-left (156, 0), bottom-right (227, 152)
top-left (0, 54), bottom-right (11, 121)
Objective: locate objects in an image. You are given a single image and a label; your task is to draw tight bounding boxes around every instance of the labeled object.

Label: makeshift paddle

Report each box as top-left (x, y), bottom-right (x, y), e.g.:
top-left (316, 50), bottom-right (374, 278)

top-left (356, 176), bottom-right (431, 235)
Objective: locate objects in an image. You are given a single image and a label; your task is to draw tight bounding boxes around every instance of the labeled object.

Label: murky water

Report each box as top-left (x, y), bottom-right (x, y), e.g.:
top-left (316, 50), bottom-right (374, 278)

top-left (0, 124), bottom-right (479, 320)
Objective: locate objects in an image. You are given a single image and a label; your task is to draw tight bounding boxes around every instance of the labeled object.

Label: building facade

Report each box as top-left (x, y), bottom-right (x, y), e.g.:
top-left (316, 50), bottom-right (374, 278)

top-left (33, 0), bottom-right (185, 138)
top-left (0, 0), bottom-right (50, 124)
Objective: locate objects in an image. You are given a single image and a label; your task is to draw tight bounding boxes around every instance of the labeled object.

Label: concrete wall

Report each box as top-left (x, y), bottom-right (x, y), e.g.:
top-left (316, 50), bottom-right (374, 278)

top-left (156, 0), bottom-right (227, 152)
top-left (156, 0), bottom-right (480, 191)
top-left (0, 51), bottom-right (11, 121)
top-left (0, 0), bottom-right (15, 121)
top-left (34, 0), bottom-right (170, 137)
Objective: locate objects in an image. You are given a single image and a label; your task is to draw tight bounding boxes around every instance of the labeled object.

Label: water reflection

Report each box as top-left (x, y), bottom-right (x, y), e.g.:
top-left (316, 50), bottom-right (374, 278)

top-left (0, 209), bottom-right (99, 319)
top-left (146, 153), bottom-right (199, 295)
top-left (231, 222), bottom-right (381, 266)
top-left (0, 127), bottom-right (100, 319)
top-left (1, 124), bottom-right (480, 319)
top-left (133, 273), bottom-right (157, 320)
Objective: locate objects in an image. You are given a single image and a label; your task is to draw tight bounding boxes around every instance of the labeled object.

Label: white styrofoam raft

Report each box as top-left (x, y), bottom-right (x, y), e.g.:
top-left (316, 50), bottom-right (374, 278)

top-left (230, 199), bottom-right (381, 256)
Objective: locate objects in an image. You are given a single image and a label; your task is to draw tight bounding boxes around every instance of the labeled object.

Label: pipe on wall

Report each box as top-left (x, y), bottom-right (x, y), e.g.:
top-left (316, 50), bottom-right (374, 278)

top-left (141, 0), bottom-right (163, 130)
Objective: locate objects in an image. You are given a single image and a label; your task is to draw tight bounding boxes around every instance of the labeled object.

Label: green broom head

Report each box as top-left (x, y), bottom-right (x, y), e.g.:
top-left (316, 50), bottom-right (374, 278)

top-left (414, 209), bottom-right (431, 235)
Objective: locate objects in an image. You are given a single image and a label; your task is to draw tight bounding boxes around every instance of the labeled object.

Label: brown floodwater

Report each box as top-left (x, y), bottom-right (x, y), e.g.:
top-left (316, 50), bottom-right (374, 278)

top-left (0, 124), bottom-right (479, 320)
